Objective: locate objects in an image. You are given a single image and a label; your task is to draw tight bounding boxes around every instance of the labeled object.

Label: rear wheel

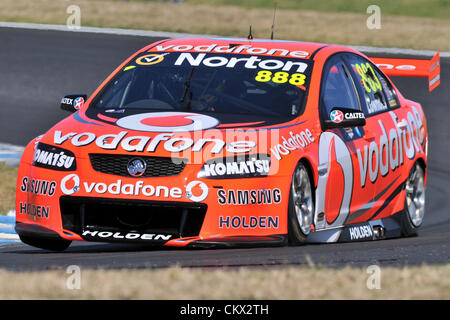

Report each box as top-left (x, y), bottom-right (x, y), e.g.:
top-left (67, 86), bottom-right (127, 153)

top-left (288, 162), bottom-right (315, 244)
top-left (400, 162), bottom-right (426, 237)
top-left (19, 235), bottom-right (71, 251)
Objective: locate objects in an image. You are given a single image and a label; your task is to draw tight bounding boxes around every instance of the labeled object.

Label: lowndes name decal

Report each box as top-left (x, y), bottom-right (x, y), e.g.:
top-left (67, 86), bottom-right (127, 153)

top-left (150, 43), bottom-right (310, 58)
top-left (81, 230), bottom-right (172, 241)
top-left (60, 174), bottom-right (209, 203)
top-left (54, 131), bottom-right (256, 155)
top-left (33, 143), bottom-right (76, 171)
top-left (217, 188), bottom-right (281, 205)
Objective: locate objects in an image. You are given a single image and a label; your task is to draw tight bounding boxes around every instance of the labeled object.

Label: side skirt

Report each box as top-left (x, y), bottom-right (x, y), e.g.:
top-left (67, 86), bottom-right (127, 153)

top-left (306, 211), bottom-right (403, 243)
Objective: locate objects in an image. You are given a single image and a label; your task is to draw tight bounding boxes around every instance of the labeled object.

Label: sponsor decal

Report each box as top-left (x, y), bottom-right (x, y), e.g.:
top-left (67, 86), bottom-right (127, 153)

top-left (270, 130), bottom-right (314, 160)
top-left (127, 158), bottom-right (147, 177)
top-left (19, 202), bottom-right (50, 219)
top-left (81, 230), bottom-right (172, 241)
top-left (20, 177), bottom-right (57, 196)
top-left (54, 130), bottom-right (256, 154)
top-left (135, 53), bottom-right (169, 66)
top-left (348, 224), bottom-right (373, 241)
top-left (61, 97), bottom-right (73, 105)
top-left (219, 216), bottom-right (279, 229)
top-left (367, 99), bottom-right (388, 114)
top-left (150, 43), bottom-right (310, 58)
top-left (376, 63), bottom-right (416, 71)
top-left (356, 111), bottom-right (421, 187)
top-left (174, 52), bottom-right (309, 73)
top-left (330, 110), bottom-right (344, 123)
top-left (330, 109), bottom-right (365, 123)
top-left (73, 97), bottom-right (84, 110)
top-left (198, 154), bottom-right (270, 179)
top-left (33, 143), bottom-right (76, 171)
top-left (217, 188), bottom-right (281, 205)
top-left (60, 174), bottom-right (80, 195)
top-left (60, 174), bottom-right (208, 202)
top-left (115, 112), bottom-right (220, 132)
top-left (185, 180), bottom-right (209, 202)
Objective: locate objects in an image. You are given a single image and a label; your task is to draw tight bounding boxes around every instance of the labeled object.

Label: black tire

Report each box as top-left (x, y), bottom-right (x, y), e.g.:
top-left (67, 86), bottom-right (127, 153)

top-left (400, 162), bottom-right (426, 237)
top-left (19, 235), bottom-right (72, 251)
top-left (288, 162), bottom-right (315, 245)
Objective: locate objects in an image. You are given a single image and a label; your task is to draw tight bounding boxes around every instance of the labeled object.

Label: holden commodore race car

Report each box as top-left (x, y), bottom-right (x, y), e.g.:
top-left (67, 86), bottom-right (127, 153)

top-left (15, 37), bottom-right (440, 251)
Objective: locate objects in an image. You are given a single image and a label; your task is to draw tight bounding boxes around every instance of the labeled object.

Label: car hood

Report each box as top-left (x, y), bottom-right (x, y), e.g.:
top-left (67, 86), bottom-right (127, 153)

top-left (36, 110), bottom-right (308, 164)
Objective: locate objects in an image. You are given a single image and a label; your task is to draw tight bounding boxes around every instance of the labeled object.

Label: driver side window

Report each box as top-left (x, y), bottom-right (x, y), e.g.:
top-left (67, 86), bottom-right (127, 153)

top-left (320, 55), bottom-right (361, 119)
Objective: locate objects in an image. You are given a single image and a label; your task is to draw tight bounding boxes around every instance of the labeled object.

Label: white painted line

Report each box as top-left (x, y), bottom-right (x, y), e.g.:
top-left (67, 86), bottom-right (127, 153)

top-left (0, 143), bottom-right (24, 166)
top-left (1, 22), bottom-right (448, 57)
top-left (0, 21), bottom-right (208, 39)
top-left (0, 233), bottom-right (19, 241)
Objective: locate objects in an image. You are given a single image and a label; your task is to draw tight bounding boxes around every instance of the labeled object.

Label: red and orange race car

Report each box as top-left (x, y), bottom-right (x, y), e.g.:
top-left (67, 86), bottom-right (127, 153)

top-left (15, 38), bottom-right (440, 251)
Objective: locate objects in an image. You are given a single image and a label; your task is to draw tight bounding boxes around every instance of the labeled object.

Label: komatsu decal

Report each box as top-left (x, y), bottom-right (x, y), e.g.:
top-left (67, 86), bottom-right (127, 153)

top-left (199, 155), bottom-right (270, 179)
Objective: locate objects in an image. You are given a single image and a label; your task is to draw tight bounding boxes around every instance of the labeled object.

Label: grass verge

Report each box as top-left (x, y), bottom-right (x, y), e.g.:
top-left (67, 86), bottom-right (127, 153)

top-left (185, 0), bottom-right (450, 19)
top-left (0, 264), bottom-right (449, 299)
top-left (0, 0), bottom-right (449, 51)
top-left (0, 162), bottom-right (17, 215)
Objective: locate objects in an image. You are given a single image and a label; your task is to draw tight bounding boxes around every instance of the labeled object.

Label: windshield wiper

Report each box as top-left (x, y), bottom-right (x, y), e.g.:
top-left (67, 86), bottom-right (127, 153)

top-left (180, 67), bottom-right (194, 111)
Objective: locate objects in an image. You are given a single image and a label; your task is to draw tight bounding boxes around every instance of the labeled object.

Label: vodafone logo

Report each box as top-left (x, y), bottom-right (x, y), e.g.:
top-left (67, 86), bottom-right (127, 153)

top-left (116, 112), bottom-right (220, 132)
top-left (185, 181), bottom-right (209, 202)
top-left (59, 174), bottom-right (209, 202)
top-left (61, 174), bottom-right (80, 195)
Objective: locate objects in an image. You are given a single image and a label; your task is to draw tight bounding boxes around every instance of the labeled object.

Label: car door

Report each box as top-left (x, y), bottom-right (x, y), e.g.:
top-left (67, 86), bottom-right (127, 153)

top-left (342, 53), bottom-right (403, 223)
top-left (315, 54), bottom-right (376, 230)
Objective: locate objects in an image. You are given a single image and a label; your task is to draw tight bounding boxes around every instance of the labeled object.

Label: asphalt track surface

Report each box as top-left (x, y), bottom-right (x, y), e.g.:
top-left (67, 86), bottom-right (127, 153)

top-left (0, 28), bottom-right (449, 271)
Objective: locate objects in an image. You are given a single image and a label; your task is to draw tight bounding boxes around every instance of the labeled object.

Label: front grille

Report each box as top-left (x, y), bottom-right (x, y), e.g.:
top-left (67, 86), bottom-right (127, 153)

top-left (89, 154), bottom-right (187, 177)
top-left (60, 196), bottom-right (207, 240)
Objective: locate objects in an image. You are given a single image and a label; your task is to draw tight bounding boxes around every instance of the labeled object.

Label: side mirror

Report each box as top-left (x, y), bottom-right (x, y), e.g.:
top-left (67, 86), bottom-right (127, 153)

top-left (324, 108), bottom-right (366, 129)
top-left (60, 94), bottom-right (87, 113)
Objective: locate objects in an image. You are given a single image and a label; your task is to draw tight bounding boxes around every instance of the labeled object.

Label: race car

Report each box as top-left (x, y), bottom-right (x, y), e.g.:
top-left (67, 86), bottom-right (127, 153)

top-left (15, 37), bottom-right (440, 251)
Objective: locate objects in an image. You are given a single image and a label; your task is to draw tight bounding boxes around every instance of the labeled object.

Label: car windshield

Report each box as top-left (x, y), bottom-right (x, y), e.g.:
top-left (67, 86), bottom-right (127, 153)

top-left (92, 51), bottom-right (313, 118)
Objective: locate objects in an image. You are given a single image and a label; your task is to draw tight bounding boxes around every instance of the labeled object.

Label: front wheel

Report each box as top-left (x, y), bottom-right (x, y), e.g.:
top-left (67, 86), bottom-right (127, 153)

top-left (400, 162), bottom-right (426, 237)
top-left (288, 162), bottom-right (315, 245)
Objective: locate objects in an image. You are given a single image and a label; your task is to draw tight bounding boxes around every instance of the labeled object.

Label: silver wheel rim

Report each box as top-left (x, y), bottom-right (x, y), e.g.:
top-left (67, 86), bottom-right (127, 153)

top-left (405, 164), bottom-right (425, 227)
top-left (291, 165), bottom-right (314, 235)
